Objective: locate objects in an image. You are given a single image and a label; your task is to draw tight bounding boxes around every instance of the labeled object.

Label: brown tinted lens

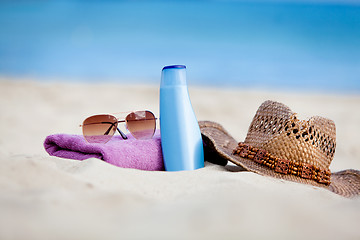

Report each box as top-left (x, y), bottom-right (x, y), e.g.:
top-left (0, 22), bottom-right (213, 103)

top-left (82, 115), bottom-right (117, 143)
top-left (126, 111), bottom-right (156, 139)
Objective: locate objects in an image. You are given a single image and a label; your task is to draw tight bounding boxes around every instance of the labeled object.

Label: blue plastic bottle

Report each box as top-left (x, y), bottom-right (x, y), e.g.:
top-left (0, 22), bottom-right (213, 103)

top-left (160, 65), bottom-right (204, 171)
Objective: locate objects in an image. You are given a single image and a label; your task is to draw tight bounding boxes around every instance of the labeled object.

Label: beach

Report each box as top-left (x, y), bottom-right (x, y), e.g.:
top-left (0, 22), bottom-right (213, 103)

top-left (1, 78), bottom-right (360, 240)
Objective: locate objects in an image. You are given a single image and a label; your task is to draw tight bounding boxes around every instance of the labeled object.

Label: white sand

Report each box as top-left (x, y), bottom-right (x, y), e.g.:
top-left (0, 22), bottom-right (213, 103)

top-left (0, 78), bottom-right (359, 240)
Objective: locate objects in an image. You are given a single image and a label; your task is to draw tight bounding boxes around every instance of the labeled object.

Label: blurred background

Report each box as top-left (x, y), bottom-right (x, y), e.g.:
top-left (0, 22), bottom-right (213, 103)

top-left (0, 0), bottom-right (359, 92)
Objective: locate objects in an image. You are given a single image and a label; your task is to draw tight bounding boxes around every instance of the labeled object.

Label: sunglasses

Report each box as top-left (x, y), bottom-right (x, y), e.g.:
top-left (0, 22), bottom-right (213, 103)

top-left (81, 110), bottom-right (156, 143)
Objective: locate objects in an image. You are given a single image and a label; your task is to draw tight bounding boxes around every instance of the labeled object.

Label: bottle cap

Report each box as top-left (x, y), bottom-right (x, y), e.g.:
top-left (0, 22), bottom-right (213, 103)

top-left (162, 65), bottom-right (186, 70)
top-left (161, 65), bottom-right (187, 86)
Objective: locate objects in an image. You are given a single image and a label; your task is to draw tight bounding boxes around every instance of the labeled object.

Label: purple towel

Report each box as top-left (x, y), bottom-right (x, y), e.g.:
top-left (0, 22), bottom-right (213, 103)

top-left (44, 131), bottom-right (164, 171)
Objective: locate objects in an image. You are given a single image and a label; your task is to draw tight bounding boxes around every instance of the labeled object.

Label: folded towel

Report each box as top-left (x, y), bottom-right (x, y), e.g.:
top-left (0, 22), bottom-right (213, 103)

top-left (44, 131), bottom-right (164, 171)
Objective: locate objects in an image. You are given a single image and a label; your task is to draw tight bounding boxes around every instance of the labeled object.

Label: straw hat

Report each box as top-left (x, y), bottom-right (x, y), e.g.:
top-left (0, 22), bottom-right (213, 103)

top-left (200, 100), bottom-right (360, 198)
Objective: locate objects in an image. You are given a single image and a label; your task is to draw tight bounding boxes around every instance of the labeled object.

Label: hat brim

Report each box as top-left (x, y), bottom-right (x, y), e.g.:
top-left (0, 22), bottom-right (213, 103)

top-left (199, 120), bottom-right (360, 198)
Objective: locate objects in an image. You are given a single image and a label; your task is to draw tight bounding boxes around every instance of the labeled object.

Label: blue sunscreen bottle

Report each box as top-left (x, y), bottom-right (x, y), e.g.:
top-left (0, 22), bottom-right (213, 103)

top-left (160, 65), bottom-right (204, 171)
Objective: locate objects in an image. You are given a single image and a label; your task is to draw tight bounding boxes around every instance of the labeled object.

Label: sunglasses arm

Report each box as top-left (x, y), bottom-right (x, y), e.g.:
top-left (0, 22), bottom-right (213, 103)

top-left (102, 122), bottom-right (128, 140)
top-left (114, 120), bottom-right (128, 139)
top-left (117, 128), bottom-right (128, 140)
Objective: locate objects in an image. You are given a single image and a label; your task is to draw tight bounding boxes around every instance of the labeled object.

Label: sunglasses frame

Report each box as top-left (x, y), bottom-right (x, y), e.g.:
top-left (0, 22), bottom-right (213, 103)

top-left (80, 110), bottom-right (156, 143)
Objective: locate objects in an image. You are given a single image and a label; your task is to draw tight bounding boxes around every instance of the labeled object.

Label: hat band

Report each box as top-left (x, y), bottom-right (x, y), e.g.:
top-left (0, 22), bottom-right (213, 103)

top-left (232, 143), bottom-right (331, 186)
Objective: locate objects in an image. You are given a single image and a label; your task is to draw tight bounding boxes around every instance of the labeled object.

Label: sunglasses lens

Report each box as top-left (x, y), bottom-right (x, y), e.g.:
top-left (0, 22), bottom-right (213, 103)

top-left (82, 115), bottom-right (117, 143)
top-left (126, 111), bottom-right (156, 139)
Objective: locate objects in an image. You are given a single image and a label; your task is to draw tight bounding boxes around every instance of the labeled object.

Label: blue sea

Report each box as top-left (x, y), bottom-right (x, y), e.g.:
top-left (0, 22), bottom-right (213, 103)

top-left (0, 0), bottom-right (359, 92)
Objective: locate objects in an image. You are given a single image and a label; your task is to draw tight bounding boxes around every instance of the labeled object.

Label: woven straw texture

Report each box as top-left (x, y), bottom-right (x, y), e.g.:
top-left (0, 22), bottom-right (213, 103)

top-left (199, 100), bottom-right (360, 198)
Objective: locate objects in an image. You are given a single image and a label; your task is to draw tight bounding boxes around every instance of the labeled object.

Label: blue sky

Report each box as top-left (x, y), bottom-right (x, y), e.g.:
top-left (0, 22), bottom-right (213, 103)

top-left (0, 0), bottom-right (359, 92)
